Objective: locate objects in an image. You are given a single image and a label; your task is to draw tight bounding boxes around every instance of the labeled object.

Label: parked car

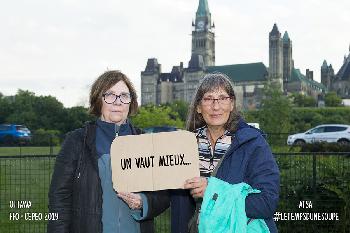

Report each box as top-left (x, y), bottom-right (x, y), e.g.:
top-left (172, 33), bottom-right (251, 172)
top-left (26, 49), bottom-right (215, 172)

top-left (287, 124), bottom-right (350, 146)
top-left (0, 124), bottom-right (32, 145)
top-left (143, 126), bottom-right (179, 134)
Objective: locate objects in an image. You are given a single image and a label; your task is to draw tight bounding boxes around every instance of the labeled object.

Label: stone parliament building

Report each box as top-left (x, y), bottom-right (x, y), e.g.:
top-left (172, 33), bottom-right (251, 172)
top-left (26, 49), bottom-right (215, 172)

top-left (141, 0), bottom-right (348, 109)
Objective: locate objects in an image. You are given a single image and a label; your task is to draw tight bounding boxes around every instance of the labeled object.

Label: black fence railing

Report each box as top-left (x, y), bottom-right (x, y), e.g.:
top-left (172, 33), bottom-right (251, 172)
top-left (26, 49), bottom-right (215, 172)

top-left (0, 152), bottom-right (349, 233)
top-left (274, 152), bottom-right (350, 233)
top-left (1, 131), bottom-right (346, 149)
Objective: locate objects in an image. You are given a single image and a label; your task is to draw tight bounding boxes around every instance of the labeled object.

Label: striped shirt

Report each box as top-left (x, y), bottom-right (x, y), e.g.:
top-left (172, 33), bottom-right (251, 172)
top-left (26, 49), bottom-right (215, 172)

top-left (195, 126), bottom-right (233, 177)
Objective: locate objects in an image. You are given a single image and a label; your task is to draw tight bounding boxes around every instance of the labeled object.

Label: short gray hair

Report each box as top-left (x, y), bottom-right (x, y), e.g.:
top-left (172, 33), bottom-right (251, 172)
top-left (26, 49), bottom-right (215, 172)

top-left (186, 72), bottom-right (240, 132)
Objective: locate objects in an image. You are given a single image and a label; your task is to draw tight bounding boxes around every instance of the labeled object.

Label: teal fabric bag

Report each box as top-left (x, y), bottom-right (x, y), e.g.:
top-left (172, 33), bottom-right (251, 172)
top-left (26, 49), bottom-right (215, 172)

top-left (198, 177), bottom-right (270, 233)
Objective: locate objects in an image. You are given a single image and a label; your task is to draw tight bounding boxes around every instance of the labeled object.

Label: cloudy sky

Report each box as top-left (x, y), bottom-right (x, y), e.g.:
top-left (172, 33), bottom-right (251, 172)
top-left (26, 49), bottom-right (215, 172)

top-left (1, 0), bottom-right (349, 107)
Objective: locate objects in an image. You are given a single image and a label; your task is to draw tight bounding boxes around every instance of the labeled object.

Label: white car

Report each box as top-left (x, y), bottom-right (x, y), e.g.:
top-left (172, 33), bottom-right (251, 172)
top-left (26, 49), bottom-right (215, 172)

top-left (287, 124), bottom-right (350, 146)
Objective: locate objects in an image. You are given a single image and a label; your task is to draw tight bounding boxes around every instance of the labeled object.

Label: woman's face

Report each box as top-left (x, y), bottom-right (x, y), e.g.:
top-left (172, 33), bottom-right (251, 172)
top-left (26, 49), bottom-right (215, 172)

top-left (197, 87), bottom-right (234, 129)
top-left (100, 81), bottom-right (131, 125)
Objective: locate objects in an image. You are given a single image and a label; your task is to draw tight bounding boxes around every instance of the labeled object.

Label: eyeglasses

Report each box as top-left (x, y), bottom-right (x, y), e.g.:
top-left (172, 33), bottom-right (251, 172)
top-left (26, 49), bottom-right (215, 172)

top-left (201, 96), bottom-right (232, 106)
top-left (102, 92), bottom-right (132, 104)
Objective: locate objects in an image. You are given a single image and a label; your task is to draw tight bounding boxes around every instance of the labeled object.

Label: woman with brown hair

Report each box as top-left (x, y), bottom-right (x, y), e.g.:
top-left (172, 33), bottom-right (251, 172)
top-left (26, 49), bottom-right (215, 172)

top-left (48, 70), bottom-right (169, 233)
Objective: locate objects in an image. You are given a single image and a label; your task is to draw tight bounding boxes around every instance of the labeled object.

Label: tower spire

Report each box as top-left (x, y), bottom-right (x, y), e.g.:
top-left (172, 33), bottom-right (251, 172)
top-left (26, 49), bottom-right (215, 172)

top-left (191, 0), bottom-right (215, 67)
top-left (270, 23), bottom-right (280, 37)
top-left (194, 0), bottom-right (212, 31)
top-left (196, 0), bottom-right (210, 17)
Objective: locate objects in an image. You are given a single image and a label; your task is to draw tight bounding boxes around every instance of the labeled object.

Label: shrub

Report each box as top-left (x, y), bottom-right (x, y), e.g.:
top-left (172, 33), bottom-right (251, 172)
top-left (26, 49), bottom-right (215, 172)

top-left (31, 129), bottom-right (62, 146)
top-left (300, 142), bottom-right (350, 152)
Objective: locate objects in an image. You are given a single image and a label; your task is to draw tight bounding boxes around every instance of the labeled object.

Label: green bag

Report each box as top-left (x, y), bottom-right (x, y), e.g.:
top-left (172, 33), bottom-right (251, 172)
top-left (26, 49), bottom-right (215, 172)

top-left (198, 178), bottom-right (270, 233)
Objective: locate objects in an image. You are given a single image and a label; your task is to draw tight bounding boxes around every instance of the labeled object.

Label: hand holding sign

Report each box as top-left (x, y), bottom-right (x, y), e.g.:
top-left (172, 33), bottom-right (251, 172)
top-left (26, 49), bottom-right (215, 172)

top-left (117, 192), bottom-right (142, 210)
top-left (111, 131), bottom-right (200, 192)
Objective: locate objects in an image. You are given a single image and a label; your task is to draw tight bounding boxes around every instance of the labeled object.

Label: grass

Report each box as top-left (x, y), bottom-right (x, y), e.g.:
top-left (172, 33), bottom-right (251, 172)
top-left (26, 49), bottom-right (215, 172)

top-left (0, 156), bottom-right (55, 233)
top-left (0, 146), bottom-right (61, 156)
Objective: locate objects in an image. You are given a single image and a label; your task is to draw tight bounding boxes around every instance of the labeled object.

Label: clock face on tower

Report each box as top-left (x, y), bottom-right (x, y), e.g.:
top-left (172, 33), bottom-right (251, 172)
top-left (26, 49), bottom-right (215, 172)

top-left (197, 20), bottom-right (205, 30)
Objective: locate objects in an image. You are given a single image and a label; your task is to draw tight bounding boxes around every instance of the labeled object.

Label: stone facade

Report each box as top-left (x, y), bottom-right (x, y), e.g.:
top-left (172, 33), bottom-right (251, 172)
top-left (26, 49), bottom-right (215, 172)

top-left (141, 0), bottom-right (325, 109)
top-left (321, 46), bottom-right (350, 98)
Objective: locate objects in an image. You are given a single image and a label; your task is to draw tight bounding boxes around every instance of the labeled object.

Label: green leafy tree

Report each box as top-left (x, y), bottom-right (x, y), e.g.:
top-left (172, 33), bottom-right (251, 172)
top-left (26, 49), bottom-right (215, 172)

top-left (0, 94), bottom-right (15, 124)
top-left (292, 93), bottom-right (316, 107)
top-left (6, 90), bottom-right (38, 128)
top-left (131, 105), bottom-right (184, 129)
top-left (325, 92), bottom-right (342, 107)
top-left (259, 82), bottom-right (292, 134)
top-left (64, 106), bottom-right (95, 132)
top-left (6, 90), bottom-right (66, 131)
top-left (165, 100), bottom-right (189, 122)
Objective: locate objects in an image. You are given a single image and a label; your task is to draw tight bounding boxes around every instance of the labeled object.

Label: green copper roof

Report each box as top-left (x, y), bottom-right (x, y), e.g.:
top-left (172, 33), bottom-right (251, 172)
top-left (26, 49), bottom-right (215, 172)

top-left (206, 63), bottom-right (268, 82)
top-left (290, 68), bottom-right (326, 91)
top-left (283, 31), bottom-right (290, 42)
top-left (196, 0), bottom-right (210, 16)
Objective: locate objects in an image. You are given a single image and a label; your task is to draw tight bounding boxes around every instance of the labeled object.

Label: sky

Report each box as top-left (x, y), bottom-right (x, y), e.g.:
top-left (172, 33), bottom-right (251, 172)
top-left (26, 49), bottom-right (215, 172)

top-left (1, 0), bottom-right (349, 107)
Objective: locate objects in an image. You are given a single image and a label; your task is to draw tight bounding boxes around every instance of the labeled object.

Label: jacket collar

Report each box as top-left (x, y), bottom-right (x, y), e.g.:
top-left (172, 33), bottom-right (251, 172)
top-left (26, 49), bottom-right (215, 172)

top-left (83, 119), bottom-right (138, 156)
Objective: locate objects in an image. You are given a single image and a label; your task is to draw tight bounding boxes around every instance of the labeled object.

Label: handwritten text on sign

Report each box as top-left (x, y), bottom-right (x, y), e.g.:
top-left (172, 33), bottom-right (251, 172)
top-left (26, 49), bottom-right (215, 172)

top-left (121, 154), bottom-right (192, 170)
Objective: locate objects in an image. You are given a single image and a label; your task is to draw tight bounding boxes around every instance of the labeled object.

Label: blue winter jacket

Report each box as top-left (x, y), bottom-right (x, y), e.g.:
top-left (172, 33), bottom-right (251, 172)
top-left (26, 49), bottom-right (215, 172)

top-left (171, 120), bottom-right (280, 233)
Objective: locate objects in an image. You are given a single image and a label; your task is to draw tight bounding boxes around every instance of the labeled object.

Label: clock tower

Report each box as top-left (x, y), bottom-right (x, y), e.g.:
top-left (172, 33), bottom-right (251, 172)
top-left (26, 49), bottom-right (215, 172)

top-left (191, 0), bottom-right (215, 67)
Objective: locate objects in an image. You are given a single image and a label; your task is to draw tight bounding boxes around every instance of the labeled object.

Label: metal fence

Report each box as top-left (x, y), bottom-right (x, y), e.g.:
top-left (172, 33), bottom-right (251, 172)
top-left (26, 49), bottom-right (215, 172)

top-left (0, 152), bottom-right (349, 233)
top-left (274, 152), bottom-right (350, 233)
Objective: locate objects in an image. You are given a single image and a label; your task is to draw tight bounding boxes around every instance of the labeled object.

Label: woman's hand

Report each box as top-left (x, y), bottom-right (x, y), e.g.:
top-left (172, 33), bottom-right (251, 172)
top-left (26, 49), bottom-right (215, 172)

top-left (117, 192), bottom-right (143, 210)
top-left (184, 177), bottom-right (208, 198)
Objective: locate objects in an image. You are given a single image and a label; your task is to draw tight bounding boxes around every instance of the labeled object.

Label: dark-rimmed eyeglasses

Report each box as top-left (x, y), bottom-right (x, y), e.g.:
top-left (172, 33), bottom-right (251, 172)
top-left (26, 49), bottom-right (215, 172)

top-left (201, 96), bottom-right (232, 106)
top-left (102, 92), bottom-right (132, 104)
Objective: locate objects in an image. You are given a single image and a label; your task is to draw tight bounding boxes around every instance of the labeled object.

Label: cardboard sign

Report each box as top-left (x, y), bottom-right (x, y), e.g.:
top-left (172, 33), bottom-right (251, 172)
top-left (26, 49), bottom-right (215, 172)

top-left (110, 130), bottom-right (200, 192)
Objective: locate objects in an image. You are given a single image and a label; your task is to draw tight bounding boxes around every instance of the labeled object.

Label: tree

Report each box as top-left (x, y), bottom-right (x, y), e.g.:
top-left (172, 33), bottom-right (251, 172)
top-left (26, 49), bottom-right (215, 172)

top-left (6, 90), bottom-right (38, 128)
top-left (292, 93), bottom-right (316, 107)
top-left (165, 100), bottom-right (189, 122)
top-left (259, 82), bottom-right (292, 134)
top-left (325, 92), bottom-right (342, 107)
top-left (0, 94), bottom-right (14, 124)
top-left (131, 105), bottom-right (184, 129)
top-left (5, 90), bottom-right (66, 131)
top-left (64, 106), bottom-right (95, 132)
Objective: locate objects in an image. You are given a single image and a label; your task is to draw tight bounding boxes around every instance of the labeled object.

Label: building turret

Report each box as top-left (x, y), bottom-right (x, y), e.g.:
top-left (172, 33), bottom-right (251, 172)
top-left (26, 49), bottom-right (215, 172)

top-left (269, 23), bottom-right (283, 89)
top-left (321, 60), bottom-right (334, 90)
top-left (282, 31), bottom-right (293, 85)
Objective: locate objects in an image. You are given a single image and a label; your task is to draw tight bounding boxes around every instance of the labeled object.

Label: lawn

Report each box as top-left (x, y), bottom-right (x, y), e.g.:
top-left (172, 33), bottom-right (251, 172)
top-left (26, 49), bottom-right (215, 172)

top-left (0, 146), bottom-right (61, 156)
top-left (0, 156), bottom-right (55, 233)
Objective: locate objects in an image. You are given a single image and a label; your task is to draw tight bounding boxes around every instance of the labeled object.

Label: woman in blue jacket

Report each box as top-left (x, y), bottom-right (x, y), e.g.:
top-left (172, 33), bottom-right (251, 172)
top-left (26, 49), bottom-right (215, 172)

top-left (48, 70), bottom-right (169, 233)
top-left (173, 73), bottom-right (280, 233)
